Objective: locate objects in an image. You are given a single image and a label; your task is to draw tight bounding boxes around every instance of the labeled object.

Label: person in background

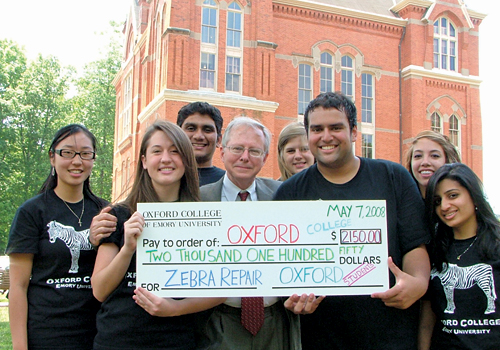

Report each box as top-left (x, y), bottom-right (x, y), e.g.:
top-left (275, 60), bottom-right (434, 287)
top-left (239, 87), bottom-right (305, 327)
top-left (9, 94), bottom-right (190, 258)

top-left (199, 116), bottom-right (300, 350)
top-left (177, 101), bottom-right (225, 186)
top-left (419, 163), bottom-right (500, 350)
top-left (405, 130), bottom-right (461, 198)
top-left (275, 92), bottom-right (430, 350)
top-left (277, 122), bottom-right (314, 181)
top-left (7, 124), bottom-right (107, 350)
top-left (91, 121), bottom-right (225, 350)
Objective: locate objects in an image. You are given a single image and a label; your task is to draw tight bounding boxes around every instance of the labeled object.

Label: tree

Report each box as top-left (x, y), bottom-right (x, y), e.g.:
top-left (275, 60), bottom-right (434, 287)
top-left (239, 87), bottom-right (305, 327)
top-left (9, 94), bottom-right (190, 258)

top-left (0, 39), bottom-right (73, 251)
top-left (0, 23), bottom-right (121, 252)
top-left (69, 22), bottom-right (122, 200)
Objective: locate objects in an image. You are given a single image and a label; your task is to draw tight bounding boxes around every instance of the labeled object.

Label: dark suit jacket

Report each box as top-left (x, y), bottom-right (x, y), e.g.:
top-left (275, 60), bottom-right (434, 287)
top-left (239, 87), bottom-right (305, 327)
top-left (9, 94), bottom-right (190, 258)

top-left (200, 176), bottom-right (281, 201)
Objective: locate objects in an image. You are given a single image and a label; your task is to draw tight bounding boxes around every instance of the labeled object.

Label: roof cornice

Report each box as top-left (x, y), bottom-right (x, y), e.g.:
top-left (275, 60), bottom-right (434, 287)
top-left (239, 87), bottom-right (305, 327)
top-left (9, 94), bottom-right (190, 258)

top-left (401, 65), bottom-right (481, 86)
top-left (138, 89), bottom-right (279, 123)
top-left (390, 0), bottom-right (433, 13)
top-left (273, 0), bottom-right (407, 27)
top-left (467, 9), bottom-right (487, 21)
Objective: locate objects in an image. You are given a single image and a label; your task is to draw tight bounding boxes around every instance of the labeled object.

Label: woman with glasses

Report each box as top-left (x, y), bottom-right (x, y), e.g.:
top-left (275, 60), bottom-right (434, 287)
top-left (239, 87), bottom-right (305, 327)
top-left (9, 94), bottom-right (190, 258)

top-left (90, 121), bottom-right (225, 350)
top-left (7, 124), bottom-right (107, 350)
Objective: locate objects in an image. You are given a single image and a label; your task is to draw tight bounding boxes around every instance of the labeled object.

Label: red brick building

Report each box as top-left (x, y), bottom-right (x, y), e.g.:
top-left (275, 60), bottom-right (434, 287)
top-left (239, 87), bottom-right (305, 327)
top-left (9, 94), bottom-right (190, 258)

top-left (112, 0), bottom-right (485, 200)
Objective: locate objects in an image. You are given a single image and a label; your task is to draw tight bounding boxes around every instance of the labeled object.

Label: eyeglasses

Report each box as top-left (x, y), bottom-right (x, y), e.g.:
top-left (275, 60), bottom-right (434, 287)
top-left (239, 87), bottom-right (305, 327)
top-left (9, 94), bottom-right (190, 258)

top-left (55, 149), bottom-right (96, 160)
top-left (225, 146), bottom-right (265, 158)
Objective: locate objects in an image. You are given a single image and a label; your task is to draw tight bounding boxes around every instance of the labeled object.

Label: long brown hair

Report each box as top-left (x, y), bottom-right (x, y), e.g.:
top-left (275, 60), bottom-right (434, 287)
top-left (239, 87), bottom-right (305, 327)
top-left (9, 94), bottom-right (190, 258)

top-left (121, 121), bottom-right (200, 211)
top-left (404, 130), bottom-right (461, 186)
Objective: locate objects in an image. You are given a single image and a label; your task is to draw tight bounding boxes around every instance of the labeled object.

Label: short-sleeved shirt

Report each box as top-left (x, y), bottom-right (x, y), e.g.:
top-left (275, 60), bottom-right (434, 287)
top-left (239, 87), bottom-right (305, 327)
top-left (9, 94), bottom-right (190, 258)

top-left (7, 190), bottom-right (103, 350)
top-left (273, 158), bottom-right (430, 350)
top-left (428, 238), bottom-right (500, 350)
top-left (94, 205), bottom-right (196, 350)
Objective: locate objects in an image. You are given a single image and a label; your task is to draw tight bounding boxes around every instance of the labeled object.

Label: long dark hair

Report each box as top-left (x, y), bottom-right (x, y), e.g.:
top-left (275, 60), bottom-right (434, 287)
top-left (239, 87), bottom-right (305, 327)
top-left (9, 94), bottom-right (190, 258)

top-left (425, 163), bottom-right (500, 270)
top-left (121, 121), bottom-right (200, 212)
top-left (39, 124), bottom-right (105, 208)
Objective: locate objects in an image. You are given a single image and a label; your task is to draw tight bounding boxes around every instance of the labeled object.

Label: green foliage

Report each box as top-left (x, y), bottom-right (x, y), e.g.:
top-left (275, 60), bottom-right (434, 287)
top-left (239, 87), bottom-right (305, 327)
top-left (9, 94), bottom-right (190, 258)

top-left (0, 24), bottom-right (120, 251)
top-left (0, 40), bottom-right (71, 252)
top-left (69, 23), bottom-right (121, 201)
top-left (0, 295), bottom-right (10, 349)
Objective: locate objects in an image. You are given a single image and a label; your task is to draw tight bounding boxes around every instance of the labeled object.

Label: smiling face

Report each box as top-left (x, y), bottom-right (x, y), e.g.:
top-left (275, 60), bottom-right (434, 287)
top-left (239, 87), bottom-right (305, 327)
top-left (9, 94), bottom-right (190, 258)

top-left (411, 138), bottom-right (447, 196)
top-left (141, 130), bottom-right (185, 200)
top-left (50, 131), bottom-right (95, 195)
top-left (307, 107), bottom-right (357, 172)
top-left (282, 136), bottom-right (314, 175)
top-left (434, 178), bottom-right (477, 239)
top-left (180, 113), bottom-right (220, 168)
top-left (221, 124), bottom-right (268, 190)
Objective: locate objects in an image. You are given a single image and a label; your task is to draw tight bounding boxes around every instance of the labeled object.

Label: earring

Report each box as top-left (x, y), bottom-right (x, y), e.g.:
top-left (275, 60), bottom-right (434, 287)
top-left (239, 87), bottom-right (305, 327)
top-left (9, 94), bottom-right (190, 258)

top-left (475, 206), bottom-right (478, 211)
top-left (51, 167), bottom-right (55, 176)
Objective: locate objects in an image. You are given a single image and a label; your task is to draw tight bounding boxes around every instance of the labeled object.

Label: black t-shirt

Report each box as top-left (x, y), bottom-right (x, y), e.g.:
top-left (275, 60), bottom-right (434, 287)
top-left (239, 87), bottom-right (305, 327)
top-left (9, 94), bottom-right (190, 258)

top-left (198, 166), bottom-right (225, 186)
top-left (94, 205), bottom-right (196, 350)
top-left (428, 238), bottom-right (500, 350)
top-left (7, 190), bottom-right (104, 350)
top-left (274, 158), bottom-right (430, 350)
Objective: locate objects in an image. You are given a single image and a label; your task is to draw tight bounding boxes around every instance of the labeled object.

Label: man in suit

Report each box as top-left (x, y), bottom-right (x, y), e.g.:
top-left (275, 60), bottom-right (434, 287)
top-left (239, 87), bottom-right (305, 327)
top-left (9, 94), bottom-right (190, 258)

top-left (177, 102), bottom-right (225, 186)
top-left (199, 117), bottom-right (299, 350)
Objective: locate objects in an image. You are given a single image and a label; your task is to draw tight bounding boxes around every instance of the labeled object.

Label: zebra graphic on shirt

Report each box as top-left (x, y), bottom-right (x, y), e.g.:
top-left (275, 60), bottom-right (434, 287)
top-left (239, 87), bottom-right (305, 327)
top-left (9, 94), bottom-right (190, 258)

top-left (47, 221), bottom-right (93, 273)
top-left (431, 263), bottom-right (496, 314)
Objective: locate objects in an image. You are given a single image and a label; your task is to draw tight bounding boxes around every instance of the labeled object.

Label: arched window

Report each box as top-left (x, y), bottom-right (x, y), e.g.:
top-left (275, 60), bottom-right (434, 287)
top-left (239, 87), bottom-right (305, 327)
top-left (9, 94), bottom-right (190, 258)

top-left (201, 0), bottom-right (217, 44)
top-left (433, 18), bottom-right (457, 71)
top-left (200, 0), bottom-right (218, 90)
top-left (227, 2), bottom-right (242, 48)
top-left (320, 52), bottom-right (333, 93)
top-left (449, 114), bottom-right (460, 148)
top-left (341, 56), bottom-right (354, 98)
top-left (431, 112), bottom-right (442, 133)
top-left (298, 64), bottom-right (312, 115)
top-left (226, 2), bottom-right (243, 93)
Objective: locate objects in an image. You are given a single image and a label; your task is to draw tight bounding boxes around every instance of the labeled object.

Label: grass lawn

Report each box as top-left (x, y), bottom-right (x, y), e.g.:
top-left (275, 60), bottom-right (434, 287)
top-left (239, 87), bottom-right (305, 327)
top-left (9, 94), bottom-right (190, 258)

top-left (0, 294), bottom-right (11, 349)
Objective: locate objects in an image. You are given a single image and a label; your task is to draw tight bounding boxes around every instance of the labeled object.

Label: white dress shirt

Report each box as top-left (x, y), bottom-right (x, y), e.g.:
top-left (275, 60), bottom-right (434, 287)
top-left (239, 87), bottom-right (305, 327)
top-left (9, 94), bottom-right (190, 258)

top-left (221, 174), bottom-right (279, 307)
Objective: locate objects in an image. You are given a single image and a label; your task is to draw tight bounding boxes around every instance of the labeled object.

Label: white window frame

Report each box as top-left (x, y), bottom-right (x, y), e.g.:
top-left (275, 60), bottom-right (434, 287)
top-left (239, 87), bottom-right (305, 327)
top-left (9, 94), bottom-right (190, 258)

top-left (433, 17), bottom-right (457, 71)
top-left (225, 56), bottom-right (241, 92)
top-left (200, 0), bottom-right (218, 90)
top-left (121, 74), bottom-right (132, 141)
top-left (200, 52), bottom-right (216, 90)
top-left (320, 52), bottom-right (333, 93)
top-left (361, 73), bottom-right (374, 124)
top-left (298, 63), bottom-right (312, 115)
top-left (226, 2), bottom-right (242, 48)
top-left (449, 114), bottom-right (461, 152)
top-left (225, 2), bottom-right (243, 94)
top-left (341, 55), bottom-right (354, 99)
top-left (201, 0), bottom-right (218, 45)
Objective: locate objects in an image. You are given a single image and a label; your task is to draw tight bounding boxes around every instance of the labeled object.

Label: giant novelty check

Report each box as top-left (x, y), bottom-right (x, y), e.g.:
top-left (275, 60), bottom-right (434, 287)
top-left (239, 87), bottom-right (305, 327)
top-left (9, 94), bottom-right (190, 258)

top-left (136, 200), bottom-right (389, 297)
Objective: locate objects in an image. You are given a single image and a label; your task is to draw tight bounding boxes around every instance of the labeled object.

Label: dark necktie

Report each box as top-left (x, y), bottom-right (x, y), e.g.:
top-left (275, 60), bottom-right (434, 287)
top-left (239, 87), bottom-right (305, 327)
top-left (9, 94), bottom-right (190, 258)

top-left (238, 191), bottom-right (264, 335)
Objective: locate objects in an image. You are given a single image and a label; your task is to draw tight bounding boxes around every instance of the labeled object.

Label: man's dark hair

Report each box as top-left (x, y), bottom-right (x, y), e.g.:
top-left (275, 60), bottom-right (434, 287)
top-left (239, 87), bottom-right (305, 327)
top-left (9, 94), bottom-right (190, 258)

top-left (176, 102), bottom-right (223, 137)
top-left (303, 92), bottom-right (357, 133)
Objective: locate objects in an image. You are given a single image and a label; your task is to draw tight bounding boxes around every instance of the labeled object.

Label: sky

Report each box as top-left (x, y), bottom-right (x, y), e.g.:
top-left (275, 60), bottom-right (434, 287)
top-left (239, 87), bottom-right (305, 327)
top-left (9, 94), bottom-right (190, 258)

top-left (0, 0), bottom-right (499, 210)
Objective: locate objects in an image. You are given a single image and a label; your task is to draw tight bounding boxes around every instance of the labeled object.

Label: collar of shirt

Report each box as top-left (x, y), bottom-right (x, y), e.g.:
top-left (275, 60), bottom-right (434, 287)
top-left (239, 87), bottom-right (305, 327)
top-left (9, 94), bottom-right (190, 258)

top-left (221, 174), bottom-right (257, 202)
